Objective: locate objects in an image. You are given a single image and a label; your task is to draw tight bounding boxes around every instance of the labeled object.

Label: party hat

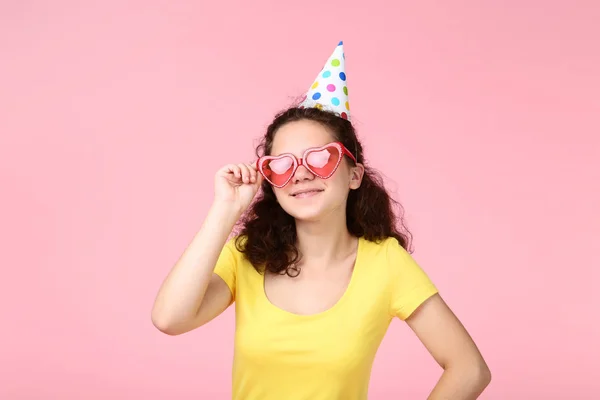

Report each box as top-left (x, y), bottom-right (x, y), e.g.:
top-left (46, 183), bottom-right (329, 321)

top-left (299, 41), bottom-right (351, 120)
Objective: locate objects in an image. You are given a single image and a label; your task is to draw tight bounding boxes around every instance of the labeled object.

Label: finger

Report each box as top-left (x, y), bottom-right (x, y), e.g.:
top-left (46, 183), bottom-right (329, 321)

top-left (247, 162), bottom-right (258, 182)
top-left (238, 163), bottom-right (251, 184)
top-left (248, 160), bottom-right (258, 171)
top-left (254, 170), bottom-right (263, 185)
top-left (222, 164), bottom-right (242, 180)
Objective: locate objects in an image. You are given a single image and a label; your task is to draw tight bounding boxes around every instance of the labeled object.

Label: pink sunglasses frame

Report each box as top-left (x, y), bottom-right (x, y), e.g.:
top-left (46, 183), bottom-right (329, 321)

top-left (256, 141), bottom-right (357, 188)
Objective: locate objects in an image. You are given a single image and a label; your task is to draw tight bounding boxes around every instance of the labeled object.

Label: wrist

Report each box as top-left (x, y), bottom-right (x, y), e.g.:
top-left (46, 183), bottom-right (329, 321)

top-left (208, 201), bottom-right (244, 224)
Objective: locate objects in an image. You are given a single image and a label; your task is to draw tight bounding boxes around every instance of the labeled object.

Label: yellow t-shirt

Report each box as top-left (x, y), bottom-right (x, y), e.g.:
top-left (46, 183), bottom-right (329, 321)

top-left (213, 235), bottom-right (438, 400)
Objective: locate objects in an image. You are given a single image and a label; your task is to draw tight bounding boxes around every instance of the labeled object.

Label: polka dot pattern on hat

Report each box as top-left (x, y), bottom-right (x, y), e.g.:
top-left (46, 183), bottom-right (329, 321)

top-left (299, 41), bottom-right (351, 121)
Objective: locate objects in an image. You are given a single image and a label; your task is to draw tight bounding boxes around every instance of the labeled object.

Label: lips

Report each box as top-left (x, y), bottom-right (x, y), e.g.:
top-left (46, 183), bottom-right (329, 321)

top-left (291, 189), bottom-right (324, 197)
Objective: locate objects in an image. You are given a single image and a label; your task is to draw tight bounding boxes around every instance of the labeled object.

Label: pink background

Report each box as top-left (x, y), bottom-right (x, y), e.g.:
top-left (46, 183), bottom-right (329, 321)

top-left (1, 1), bottom-right (599, 399)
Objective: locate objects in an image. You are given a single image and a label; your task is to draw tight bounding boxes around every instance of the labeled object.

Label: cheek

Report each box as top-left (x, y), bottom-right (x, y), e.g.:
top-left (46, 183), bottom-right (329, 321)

top-left (330, 166), bottom-right (352, 187)
top-left (323, 173), bottom-right (352, 197)
top-left (272, 187), bottom-right (289, 202)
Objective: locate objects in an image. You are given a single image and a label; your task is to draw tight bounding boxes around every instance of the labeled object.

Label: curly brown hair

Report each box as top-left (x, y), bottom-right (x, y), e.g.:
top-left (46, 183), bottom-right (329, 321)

top-left (233, 106), bottom-right (412, 277)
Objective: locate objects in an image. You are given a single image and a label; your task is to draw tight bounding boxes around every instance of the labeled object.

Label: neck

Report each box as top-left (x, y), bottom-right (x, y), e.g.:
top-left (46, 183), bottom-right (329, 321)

top-left (294, 212), bottom-right (357, 267)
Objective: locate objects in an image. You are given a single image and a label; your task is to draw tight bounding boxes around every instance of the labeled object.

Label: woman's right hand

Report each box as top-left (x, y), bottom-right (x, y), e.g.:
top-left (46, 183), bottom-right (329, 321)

top-left (213, 162), bottom-right (264, 214)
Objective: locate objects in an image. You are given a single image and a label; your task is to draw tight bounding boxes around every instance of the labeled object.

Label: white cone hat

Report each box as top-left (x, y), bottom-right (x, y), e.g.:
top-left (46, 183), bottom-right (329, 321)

top-left (299, 41), bottom-right (351, 120)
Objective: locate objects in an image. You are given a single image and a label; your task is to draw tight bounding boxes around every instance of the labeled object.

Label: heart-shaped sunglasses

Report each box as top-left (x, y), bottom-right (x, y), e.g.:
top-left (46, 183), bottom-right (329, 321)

top-left (256, 141), bottom-right (357, 188)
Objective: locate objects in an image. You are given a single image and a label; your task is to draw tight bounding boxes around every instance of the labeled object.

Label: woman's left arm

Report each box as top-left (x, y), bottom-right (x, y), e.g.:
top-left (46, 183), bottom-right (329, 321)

top-left (405, 293), bottom-right (492, 400)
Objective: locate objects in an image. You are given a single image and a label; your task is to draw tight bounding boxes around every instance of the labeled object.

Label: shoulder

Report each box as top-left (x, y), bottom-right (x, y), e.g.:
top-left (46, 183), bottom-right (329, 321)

top-left (221, 234), bottom-right (256, 271)
top-left (360, 235), bottom-right (410, 261)
top-left (223, 234), bottom-right (247, 253)
top-left (369, 237), bottom-right (438, 320)
top-left (360, 235), bottom-right (427, 277)
top-left (358, 236), bottom-right (407, 279)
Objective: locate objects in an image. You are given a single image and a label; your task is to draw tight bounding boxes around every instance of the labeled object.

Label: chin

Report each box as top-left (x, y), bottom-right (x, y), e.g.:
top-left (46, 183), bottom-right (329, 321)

top-left (279, 196), bottom-right (346, 223)
top-left (277, 193), bottom-right (325, 221)
top-left (286, 207), bottom-right (327, 222)
top-left (279, 201), bottom-right (324, 222)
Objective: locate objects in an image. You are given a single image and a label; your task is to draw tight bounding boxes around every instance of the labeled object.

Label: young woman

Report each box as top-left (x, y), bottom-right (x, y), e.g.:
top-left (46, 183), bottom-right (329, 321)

top-left (151, 43), bottom-right (491, 399)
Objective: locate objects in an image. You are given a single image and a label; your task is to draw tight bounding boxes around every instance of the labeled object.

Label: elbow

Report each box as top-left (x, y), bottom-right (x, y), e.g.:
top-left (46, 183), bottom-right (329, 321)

top-left (151, 307), bottom-right (203, 336)
top-left (467, 360), bottom-right (492, 391)
top-left (444, 358), bottom-right (492, 392)
top-left (152, 319), bottom-right (177, 336)
top-left (151, 314), bottom-right (173, 335)
top-left (151, 309), bottom-right (183, 336)
top-left (476, 362), bottom-right (492, 386)
top-left (482, 364), bottom-right (492, 387)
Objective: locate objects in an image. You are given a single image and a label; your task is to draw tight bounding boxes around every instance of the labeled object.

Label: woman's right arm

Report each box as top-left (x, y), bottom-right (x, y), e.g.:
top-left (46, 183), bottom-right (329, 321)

top-left (150, 203), bottom-right (240, 335)
top-left (151, 162), bottom-right (262, 336)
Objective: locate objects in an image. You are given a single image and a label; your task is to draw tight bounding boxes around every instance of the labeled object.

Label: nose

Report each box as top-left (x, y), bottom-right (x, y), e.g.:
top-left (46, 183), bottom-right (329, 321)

top-left (292, 164), bottom-right (315, 183)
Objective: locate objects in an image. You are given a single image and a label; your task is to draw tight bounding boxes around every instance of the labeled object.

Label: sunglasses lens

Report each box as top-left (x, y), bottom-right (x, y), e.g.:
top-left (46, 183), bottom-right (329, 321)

top-left (260, 156), bottom-right (294, 186)
top-left (306, 145), bottom-right (341, 177)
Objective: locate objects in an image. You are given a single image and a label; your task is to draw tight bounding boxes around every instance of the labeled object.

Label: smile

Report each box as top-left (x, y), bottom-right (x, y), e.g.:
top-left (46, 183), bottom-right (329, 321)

top-left (291, 189), bottom-right (324, 198)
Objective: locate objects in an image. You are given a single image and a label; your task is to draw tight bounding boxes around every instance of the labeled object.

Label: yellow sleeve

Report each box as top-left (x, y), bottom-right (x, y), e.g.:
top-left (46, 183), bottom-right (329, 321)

top-left (386, 238), bottom-right (438, 320)
top-left (213, 238), bottom-right (238, 301)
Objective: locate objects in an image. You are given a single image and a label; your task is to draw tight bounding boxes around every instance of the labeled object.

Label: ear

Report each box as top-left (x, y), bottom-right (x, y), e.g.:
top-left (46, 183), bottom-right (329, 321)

top-left (349, 163), bottom-right (365, 190)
